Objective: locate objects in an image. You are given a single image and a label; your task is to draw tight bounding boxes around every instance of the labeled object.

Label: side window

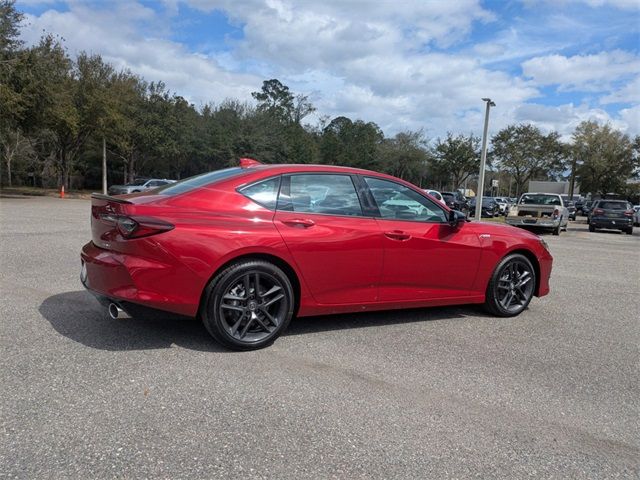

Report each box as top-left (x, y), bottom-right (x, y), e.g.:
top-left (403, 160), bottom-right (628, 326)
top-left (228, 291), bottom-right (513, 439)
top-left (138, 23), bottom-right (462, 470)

top-left (240, 176), bottom-right (281, 210)
top-left (364, 177), bottom-right (448, 222)
top-left (147, 181), bottom-right (163, 187)
top-left (283, 174), bottom-right (363, 216)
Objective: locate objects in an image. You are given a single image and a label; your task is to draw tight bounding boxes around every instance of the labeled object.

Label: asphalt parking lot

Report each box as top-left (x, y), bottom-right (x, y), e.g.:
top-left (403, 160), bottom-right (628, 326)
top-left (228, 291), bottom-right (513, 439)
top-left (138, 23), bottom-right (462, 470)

top-left (1, 196), bottom-right (639, 479)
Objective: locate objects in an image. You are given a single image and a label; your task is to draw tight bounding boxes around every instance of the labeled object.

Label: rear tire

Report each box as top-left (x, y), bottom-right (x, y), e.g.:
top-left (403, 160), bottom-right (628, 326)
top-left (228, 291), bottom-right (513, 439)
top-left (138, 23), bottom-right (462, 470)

top-left (202, 260), bottom-right (294, 351)
top-left (484, 254), bottom-right (536, 317)
top-left (625, 228), bottom-right (633, 235)
top-left (589, 225), bottom-right (596, 232)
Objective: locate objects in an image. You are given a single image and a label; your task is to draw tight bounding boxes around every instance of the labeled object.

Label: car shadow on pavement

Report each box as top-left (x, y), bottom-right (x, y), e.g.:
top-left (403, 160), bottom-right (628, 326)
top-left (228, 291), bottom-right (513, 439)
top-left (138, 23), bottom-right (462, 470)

top-left (40, 291), bottom-right (486, 351)
top-left (286, 305), bottom-right (481, 336)
top-left (39, 290), bottom-right (226, 352)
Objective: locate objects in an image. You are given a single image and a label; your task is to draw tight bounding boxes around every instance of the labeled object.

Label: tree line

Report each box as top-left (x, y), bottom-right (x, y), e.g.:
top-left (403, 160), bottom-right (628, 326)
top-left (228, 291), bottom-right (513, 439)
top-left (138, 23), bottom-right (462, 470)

top-left (1, 1), bottom-right (638, 197)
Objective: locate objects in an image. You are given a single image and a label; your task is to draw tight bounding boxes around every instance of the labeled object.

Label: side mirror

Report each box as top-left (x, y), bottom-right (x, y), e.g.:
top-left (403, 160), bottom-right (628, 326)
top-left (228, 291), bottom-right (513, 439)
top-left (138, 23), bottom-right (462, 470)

top-left (448, 209), bottom-right (467, 227)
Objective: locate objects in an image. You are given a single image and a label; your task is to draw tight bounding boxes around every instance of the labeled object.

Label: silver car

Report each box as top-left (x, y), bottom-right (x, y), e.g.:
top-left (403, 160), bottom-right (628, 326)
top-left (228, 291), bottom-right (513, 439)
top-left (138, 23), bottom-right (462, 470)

top-left (108, 178), bottom-right (175, 195)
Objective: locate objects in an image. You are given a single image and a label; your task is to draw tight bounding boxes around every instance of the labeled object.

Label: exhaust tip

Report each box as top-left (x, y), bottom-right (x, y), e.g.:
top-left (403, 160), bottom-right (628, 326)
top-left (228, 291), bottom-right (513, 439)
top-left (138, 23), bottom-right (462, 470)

top-left (108, 303), bottom-right (125, 319)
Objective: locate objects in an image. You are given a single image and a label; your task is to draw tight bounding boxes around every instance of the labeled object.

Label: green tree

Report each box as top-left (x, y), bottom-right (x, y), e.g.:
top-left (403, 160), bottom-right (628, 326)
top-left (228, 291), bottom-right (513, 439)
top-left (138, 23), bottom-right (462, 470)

top-left (0, 0), bottom-right (21, 54)
top-left (491, 124), bottom-right (566, 196)
top-left (251, 79), bottom-right (314, 126)
top-left (320, 116), bottom-right (383, 169)
top-left (378, 130), bottom-right (430, 185)
top-left (572, 121), bottom-right (638, 195)
top-left (432, 133), bottom-right (480, 191)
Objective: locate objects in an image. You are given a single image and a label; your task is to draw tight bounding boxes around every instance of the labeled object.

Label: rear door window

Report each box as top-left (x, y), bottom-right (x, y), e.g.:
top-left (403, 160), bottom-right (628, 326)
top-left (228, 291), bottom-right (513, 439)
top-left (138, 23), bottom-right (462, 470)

top-left (279, 174), bottom-right (364, 216)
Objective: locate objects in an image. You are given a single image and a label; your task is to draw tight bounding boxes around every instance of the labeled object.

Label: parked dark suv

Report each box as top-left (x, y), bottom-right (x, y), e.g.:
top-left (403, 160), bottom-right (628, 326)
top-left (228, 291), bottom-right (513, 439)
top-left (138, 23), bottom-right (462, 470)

top-left (469, 197), bottom-right (500, 218)
top-left (441, 191), bottom-right (469, 217)
top-left (588, 200), bottom-right (634, 234)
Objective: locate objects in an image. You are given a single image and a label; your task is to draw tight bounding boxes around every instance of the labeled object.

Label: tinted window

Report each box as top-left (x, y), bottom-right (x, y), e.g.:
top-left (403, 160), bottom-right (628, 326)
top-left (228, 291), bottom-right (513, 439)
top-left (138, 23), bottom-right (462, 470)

top-left (285, 174), bottom-right (363, 216)
top-left (156, 168), bottom-right (246, 196)
top-left (598, 201), bottom-right (629, 210)
top-left (126, 178), bottom-right (148, 186)
top-left (240, 176), bottom-right (281, 210)
top-left (442, 193), bottom-right (454, 201)
top-left (147, 180), bottom-right (164, 187)
top-left (365, 177), bottom-right (447, 222)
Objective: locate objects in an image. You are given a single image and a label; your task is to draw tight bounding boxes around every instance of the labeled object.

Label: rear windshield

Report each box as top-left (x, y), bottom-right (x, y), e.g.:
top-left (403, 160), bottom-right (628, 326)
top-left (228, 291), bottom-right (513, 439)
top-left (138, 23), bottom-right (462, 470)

top-left (597, 201), bottom-right (629, 210)
top-left (519, 194), bottom-right (561, 205)
top-left (155, 168), bottom-right (246, 196)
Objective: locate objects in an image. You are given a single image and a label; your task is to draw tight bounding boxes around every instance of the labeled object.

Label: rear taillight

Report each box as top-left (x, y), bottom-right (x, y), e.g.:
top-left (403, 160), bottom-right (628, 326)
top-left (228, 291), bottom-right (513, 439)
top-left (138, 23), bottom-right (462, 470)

top-left (593, 208), bottom-right (604, 216)
top-left (624, 210), bottom-right (633, 217)
top-left (100, 214), bottom-right (173, 239)
top-left (553, 208), bottom-right (560, 219)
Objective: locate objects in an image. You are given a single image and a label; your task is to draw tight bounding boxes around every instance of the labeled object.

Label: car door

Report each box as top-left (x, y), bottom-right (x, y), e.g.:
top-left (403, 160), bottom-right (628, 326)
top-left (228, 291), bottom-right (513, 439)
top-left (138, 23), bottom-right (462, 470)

top-left (363, 176), bottom-right (482, 301)
top-left (274, 173), bottom-right (383, 305)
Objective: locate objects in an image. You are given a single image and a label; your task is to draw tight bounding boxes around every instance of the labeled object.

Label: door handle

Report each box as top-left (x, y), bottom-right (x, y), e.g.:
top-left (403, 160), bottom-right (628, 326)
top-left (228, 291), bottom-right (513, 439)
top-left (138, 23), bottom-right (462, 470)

top-left (282, 218), bottom-right (315, 228)
top-left (384, 230), bottom-right (411, 241)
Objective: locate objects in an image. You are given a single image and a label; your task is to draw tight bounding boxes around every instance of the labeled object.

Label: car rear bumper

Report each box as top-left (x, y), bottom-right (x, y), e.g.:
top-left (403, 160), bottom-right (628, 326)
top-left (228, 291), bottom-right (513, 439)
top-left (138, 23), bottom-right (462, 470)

top-left (590, 217), bottom-right (632, 230)
top-left (80, 241), bottom-right (199, 317)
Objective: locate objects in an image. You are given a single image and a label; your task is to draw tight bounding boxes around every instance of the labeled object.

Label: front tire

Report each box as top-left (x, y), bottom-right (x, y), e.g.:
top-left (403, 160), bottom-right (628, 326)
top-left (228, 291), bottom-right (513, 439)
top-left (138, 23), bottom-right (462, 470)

top-left (202, 260), bottom-right (294, 350)
top-left (484, 254), bottom-right (536, 317)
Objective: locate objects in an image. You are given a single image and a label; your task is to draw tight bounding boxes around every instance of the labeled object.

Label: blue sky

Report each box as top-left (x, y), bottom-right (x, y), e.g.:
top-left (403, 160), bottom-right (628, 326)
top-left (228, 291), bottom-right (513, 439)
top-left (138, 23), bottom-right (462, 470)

top-left (17, 0), bottom-right (640, 141)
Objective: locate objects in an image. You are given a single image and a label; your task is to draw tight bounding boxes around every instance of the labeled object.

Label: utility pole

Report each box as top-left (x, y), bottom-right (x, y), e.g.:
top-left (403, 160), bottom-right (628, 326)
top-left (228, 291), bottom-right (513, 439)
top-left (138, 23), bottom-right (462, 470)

top-left (102, 137), bottom-right (107, 194)
top-left (474, 98), bottom-right (495, 220)
top-left (568, 155), bottom-right (577, 200)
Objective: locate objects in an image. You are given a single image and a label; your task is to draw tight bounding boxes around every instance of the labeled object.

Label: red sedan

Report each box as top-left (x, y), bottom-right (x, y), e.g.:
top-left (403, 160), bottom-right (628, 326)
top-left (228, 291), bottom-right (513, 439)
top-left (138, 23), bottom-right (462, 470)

top-left (81, 159), bottom-right (553, 350)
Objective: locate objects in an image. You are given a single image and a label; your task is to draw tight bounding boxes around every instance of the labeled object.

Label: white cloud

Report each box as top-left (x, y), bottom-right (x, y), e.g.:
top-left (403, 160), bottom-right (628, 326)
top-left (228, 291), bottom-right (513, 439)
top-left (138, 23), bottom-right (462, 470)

top-left (527, 0), bottom-right (640, 10)
top-left (576, 0), bottom-right (640, 9)
top-left (20, 2), bottom-right (262, 106)
top-left (16, 0), bottom-right (639, 142)
top-left (513, 102), bottom-right (637, 140)
top-left (618, 105), bottom-right (640, 136)
top-left (521, 50), bottom-right (640, 92)
top-left (600, 77), bottom-right (640, 105)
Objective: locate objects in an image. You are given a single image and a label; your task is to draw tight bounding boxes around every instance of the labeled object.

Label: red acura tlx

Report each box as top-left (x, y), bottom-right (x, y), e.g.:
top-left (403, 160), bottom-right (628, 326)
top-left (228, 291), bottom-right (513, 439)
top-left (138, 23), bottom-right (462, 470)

top-left (81, 158), bottom-right (553, 350)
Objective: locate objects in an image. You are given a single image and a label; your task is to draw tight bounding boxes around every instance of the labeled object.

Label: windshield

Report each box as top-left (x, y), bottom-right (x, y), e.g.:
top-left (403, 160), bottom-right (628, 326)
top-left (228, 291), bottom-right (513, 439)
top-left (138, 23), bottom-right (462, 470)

top-left (519, 194), bottom-right (561, 206)
top-left (125, 179), bottom-right (148, 186)
top-left (155, 167), bottom-right (247, 196)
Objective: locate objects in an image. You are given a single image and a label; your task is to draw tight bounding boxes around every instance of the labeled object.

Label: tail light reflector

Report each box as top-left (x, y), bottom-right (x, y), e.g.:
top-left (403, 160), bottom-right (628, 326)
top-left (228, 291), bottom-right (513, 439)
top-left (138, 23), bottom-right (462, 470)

top-left (624, 210), bottom-right (633, 217)
top-left (553, 208), bottom-right (560, 219)
top-left (100, 214), bottom-right (174, 239)
top-left (593, 208), bottom-right (604, 216)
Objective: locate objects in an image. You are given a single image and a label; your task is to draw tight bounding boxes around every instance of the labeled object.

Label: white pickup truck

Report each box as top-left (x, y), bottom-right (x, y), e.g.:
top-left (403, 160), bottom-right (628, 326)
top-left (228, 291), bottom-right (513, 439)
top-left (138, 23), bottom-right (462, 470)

top-left (506, 193), bottom-right (569, 235)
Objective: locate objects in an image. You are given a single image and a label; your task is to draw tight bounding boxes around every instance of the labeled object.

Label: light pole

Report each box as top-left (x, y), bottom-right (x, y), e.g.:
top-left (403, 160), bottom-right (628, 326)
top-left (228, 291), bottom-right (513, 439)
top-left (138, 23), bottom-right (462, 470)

top-left (474, 97), bottom-right (495, 220)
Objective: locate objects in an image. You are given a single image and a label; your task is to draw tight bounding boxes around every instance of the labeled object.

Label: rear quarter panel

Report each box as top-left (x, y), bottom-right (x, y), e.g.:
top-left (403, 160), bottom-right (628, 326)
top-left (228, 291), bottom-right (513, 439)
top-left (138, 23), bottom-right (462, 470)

top-left (140, 183), bottom-right (315, 316)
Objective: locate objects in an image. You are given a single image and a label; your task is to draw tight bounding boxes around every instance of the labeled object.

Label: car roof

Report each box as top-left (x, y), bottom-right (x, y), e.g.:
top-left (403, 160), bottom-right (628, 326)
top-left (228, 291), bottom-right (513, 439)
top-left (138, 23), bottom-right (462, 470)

top-left (244, 163), bottom-right (379, 175)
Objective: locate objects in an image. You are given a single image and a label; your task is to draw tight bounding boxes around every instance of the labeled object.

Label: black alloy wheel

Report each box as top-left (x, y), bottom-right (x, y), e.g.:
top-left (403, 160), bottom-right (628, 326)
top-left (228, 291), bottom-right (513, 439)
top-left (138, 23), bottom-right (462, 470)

top-left (203, 260), bottom-right (294, 350)
top-left (484, 254), bottom-right (536, 317)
